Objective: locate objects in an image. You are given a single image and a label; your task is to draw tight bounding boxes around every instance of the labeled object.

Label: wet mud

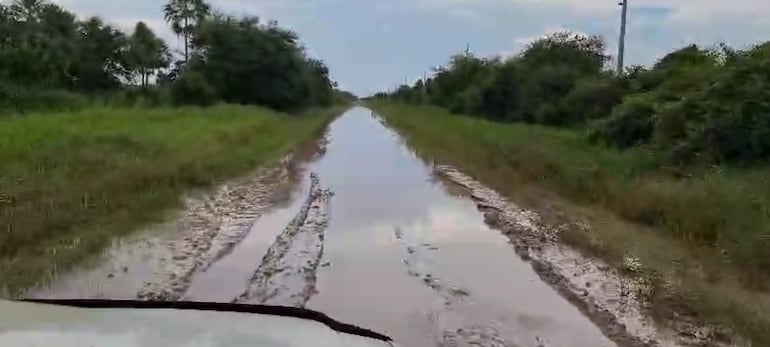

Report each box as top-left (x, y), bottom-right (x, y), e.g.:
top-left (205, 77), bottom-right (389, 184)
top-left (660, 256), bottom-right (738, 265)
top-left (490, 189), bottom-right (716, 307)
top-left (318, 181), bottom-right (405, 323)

top-left (236, 173), bottom-right (333, 307)
top-left (136, 164), bottom-right (291, 301)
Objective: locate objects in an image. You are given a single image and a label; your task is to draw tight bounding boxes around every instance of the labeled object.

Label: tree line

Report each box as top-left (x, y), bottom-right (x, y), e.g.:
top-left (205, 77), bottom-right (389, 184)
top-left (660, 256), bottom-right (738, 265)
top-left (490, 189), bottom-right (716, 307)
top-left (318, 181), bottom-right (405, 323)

top-left (377, 32), bottom-right (770, 167)
top-left (0, 0), bottom-right (349, 113)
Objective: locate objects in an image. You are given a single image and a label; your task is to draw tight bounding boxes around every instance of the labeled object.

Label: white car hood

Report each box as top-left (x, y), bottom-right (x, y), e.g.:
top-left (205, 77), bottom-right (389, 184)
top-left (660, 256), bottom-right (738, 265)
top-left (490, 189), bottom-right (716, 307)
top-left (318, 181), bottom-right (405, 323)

top-left (0, 300), bottom-right (395, 347)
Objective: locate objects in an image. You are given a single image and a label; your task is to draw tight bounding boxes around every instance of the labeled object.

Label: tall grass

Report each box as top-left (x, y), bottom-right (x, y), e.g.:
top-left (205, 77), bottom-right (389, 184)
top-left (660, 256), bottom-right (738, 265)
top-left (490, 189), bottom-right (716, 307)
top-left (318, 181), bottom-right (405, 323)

top-left (0, 104), bottom-right (340, 296)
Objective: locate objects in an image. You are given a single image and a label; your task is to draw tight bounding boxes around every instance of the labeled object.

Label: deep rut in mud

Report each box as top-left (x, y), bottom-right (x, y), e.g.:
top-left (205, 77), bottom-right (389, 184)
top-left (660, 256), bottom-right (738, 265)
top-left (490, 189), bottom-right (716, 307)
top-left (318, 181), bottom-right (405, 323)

top-left (236, 173), bottom-right (333, 307)
top-left (30, 107), bottom-right (732, 347)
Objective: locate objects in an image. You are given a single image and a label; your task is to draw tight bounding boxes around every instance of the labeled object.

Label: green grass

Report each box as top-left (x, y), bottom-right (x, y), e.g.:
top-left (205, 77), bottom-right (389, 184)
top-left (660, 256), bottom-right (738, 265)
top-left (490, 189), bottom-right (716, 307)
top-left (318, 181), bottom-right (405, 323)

top-left (0, 104), bottom-right (341, 296)
top-left (370, 101), bottom-right (770, 345)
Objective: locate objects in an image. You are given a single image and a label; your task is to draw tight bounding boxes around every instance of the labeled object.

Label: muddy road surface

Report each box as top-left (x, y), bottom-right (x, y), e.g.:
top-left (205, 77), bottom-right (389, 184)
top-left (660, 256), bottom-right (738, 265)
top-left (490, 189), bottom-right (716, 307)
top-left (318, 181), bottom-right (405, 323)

top-left (31, 107), bottom-right (700, 347)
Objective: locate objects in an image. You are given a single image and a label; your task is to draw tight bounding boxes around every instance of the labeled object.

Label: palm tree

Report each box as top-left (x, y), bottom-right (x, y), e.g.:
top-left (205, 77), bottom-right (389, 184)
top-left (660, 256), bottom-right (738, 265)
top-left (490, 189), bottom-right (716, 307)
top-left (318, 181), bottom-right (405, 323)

top-left (162, 0), bottom-right (210, 63)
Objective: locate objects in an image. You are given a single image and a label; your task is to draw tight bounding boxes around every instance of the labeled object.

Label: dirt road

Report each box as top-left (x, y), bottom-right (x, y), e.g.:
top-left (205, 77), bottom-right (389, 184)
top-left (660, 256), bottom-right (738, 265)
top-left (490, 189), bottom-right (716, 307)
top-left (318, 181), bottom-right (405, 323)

top-left (29, 107), bottom-right (723, 347)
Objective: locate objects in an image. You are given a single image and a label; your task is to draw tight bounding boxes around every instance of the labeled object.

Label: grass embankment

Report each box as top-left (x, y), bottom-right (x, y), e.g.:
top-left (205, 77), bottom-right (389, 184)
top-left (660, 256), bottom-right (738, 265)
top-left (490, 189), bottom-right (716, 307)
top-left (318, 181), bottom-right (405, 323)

top-left (0, 104), bottom-right (342, 296)
top-left (371, 101), bottom-right (770, 345)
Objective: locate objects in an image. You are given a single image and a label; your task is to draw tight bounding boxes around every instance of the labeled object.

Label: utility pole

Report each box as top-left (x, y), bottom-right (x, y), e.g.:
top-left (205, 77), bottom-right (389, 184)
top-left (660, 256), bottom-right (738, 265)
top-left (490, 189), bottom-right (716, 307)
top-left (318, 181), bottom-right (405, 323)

top-left (617, 0), bottom-right (629, 76)
top-left (465, 42), bottom-right (470, 56)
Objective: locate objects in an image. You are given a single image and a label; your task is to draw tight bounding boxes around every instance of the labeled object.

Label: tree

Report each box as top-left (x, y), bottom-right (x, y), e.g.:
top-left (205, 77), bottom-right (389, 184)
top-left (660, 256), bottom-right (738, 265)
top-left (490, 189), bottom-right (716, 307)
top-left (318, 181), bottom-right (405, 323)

top-left (128, 22), bottom-right (170, 88)
top-left (1, 1), bottom-right (79, 88)
top-left (429, 54), bottom-right (499, 108)
top-left (0, 0), bottom-right (335, 112)
top-left (37, 3), bottom-right (79, 88)
top-left (72, 16), bottom-right (130, 92)
top-left (303, 58), bottom-right (333, 106)
top-left (519, 32), bottom-right (608, 75)
top-left (162, 0), bottom-right (210, 62)
top-left (9, 0), bottom-right (44, 23)
top-left (182, 15), bottom-right (334, 110)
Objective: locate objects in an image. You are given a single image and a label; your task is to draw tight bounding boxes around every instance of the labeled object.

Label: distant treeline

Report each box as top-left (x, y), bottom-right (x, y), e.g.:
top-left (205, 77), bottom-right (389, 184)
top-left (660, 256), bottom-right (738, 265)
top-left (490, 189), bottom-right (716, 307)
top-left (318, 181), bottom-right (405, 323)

top-left (375, 32), bottom-right (770, 167)
top-left (0, 0), bottom-right (355, 113)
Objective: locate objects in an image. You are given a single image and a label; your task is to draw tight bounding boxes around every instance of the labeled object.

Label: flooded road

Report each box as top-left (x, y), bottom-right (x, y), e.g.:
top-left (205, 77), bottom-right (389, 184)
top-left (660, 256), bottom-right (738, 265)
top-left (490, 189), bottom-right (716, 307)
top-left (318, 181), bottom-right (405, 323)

top-left (32, 107), bottom-right (617, 347)
top-left (299, 108), bottom-right (613, 347)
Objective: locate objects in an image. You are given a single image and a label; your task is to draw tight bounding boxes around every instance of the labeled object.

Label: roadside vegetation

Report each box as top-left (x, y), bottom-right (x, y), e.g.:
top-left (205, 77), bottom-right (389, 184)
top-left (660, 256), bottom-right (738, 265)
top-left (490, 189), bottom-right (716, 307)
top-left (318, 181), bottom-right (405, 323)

top-left (370, 32), bottom-right (770, 344)
top-left (0, 0), bottom-right (354, 295)
top-left (0, 0), bottom-right (354, 112)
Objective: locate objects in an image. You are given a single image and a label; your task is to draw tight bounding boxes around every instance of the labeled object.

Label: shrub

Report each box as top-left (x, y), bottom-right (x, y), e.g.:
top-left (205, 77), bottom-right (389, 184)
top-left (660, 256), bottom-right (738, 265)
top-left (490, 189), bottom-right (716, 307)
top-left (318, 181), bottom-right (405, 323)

top-left (592, 93), bottom-right (656, 148)
top-left (652, 100), bottom-right (691, 149)
top-left (698, 52), bottom-right (770, 164)
top-left (106, 87), bottom-right (172, 108)
top-left (561, 75), bottom-right (625, 122)
top-left (170, 71), bottom-right (218, 106)
top-left (534, 103), bottom-right (562, 125)
top-left (0, 82), bottom-right (88, 114)
top-left (658, 47), bottom-right (770, 164)
top-left (449, 85), bottom-right (484, 115)
top-left (519, 64), bottom-right (580, 125)
top-left (476, 61), bottom-right (521, 121)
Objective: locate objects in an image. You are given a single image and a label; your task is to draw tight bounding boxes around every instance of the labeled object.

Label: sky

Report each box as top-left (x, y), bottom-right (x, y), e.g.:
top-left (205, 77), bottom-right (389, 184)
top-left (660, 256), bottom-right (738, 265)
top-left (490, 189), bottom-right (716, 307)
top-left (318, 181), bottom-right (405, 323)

top-left (48, 0), bottom-right (770, 96)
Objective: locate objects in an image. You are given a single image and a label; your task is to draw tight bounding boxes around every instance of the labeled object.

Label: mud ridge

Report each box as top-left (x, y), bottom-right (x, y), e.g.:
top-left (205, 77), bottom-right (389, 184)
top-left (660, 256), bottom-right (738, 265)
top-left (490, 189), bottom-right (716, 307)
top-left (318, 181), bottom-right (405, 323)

top-left (235, 173), bottom-right (333, 307)
top-left (136, 159), bottom-right (293, 301)
top-left (434, 165), bottom-right (733, 347)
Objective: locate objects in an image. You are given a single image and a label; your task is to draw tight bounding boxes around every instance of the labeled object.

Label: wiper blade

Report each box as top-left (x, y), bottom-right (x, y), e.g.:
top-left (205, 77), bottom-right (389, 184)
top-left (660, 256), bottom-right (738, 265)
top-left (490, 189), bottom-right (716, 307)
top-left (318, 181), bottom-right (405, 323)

top-left (20, 299), bottom-right (392, 343)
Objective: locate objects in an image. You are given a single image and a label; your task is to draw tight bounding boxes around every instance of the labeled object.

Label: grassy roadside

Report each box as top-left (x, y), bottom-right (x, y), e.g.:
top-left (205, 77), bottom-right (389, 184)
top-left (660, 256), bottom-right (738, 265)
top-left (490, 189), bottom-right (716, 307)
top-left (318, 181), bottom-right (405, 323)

top-left (0, 104), bottom-right (343, 297)
top-left (370, 101), bottom-right (770, 345)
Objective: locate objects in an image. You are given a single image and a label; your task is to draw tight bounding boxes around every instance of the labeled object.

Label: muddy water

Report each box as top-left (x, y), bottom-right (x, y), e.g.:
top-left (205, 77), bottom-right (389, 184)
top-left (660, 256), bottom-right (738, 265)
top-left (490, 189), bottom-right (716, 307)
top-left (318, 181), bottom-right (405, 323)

top-left (32, 107), bottom-right (617, 347)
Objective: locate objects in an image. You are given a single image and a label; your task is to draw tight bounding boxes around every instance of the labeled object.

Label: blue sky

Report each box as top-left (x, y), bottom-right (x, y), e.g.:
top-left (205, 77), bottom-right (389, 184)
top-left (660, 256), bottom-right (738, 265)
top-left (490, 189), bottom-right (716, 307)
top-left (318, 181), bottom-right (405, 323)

top-left (51, 0), bottom-right (770, 96)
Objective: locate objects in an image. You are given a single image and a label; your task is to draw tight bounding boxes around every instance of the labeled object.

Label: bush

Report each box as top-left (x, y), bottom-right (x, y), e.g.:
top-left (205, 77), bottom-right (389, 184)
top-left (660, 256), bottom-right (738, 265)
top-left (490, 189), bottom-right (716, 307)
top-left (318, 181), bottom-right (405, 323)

top-left (697, 53), bottom-right (770, 164)
top-left (476, 61), bottom-right (521, 121)
top-left (449, 85), bottom-right (484, 115)
top-left (652, 100), bottom-right (691, 149)
top-left (534, 103), bottom-right (562, 125)
top-left (592, 93), bottom-right (656, 148)
top-left (561, 75), bottom-right (625, 122)
top-left (106, 87), bottom-right (171, 108)
top-left (0, 82), bottom-right (88, 114)
top-left (652, 46), bottom-right (770, 164)
top-left (170, 71), bottom-right (218, 106)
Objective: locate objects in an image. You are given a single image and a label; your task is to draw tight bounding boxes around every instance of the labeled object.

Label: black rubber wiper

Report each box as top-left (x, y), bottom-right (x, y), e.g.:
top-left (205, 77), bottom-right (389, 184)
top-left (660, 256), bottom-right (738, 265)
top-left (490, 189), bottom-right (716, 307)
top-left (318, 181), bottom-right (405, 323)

top-left (21, 299), bottom-right (392, 343)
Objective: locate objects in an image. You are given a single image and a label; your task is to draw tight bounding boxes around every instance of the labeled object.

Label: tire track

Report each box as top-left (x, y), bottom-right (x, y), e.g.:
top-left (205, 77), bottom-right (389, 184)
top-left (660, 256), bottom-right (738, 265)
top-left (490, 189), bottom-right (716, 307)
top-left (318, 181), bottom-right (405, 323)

top-left (235, 173), bottom-right (333, 307)
top-left (136, 160), bottom-right (293, 301)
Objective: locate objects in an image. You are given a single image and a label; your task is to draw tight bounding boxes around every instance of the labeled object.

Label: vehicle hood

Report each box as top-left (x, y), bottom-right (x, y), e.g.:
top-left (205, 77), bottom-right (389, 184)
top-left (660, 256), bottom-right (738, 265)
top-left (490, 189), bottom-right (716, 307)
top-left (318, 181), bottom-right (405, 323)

top-left (0, 300), bottom-right (395, 347)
